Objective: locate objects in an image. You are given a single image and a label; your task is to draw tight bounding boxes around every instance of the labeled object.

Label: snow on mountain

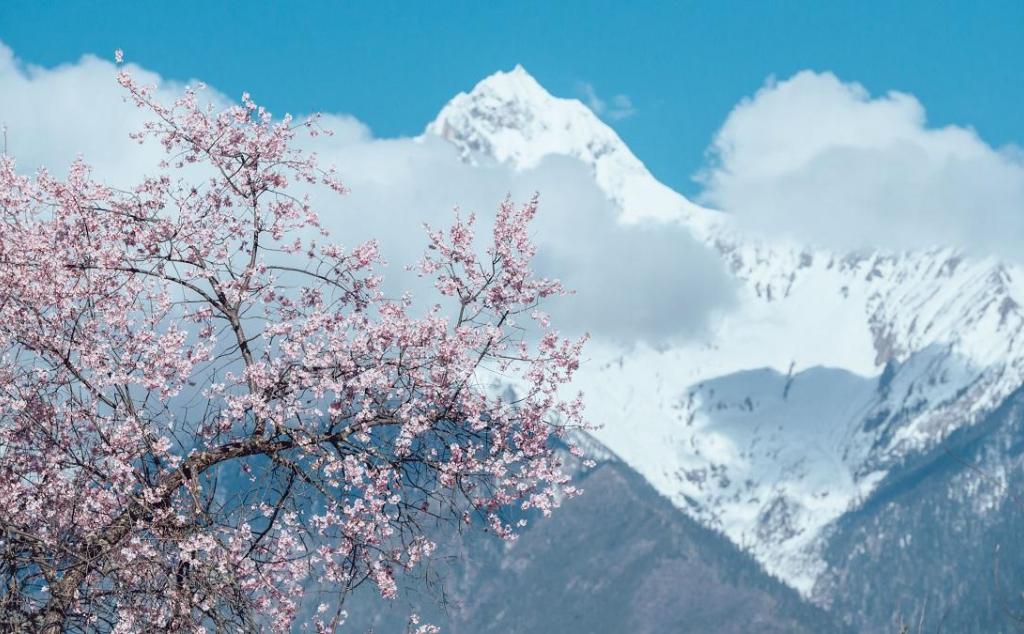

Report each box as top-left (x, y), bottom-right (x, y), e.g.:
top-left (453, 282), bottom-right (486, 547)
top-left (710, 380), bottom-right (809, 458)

top-left (424, 67), bottom-right (1024, 596)
top-left (426, 65), bottom-right (714, 228)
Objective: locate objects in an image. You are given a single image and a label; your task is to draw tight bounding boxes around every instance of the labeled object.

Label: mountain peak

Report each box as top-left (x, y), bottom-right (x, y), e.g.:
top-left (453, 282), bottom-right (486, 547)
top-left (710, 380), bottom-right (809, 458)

top-left (426, 67), bottom-right (715, 224)
top-left (425, 65), bottom-right (604, 169)
top-left (469, 64), bottom-right (549, 105)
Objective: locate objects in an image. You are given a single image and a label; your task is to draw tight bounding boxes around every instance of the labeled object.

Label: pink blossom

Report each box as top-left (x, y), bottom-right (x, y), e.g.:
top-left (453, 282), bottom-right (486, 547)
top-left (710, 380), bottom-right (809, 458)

top-left (0, 67), bottom-right (589, 632)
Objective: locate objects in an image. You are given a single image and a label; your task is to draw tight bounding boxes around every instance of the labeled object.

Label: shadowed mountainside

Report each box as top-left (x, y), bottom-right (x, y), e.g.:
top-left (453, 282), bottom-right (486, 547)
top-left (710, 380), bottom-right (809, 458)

top-left (342, 457), bottom-right (843, 633)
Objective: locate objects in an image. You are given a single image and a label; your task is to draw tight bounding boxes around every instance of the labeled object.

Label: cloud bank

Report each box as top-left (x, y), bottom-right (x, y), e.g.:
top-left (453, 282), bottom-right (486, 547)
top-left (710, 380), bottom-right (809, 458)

top-left (699, 70), bottom-right (1024, 258)
top-left (0, 43), bottom-right (733, 345)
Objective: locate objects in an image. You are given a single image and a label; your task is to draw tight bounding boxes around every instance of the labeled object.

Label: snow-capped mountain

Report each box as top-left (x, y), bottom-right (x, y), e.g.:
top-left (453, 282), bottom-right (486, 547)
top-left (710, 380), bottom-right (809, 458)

top-left (425, 66), bottom-right (1024, 599)
top-left (426, 65), bottom-right (711, 227)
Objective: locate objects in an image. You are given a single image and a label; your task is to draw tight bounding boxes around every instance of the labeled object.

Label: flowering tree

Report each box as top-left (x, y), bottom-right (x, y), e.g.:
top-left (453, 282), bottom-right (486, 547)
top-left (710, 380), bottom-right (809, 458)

top-left (0, 62), bottom-right (587, 632)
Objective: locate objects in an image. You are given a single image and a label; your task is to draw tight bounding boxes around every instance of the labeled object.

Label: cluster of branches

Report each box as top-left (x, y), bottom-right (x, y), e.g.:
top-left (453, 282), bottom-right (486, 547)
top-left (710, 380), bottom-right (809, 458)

top-left (0, 60), bottom-right (587, 632)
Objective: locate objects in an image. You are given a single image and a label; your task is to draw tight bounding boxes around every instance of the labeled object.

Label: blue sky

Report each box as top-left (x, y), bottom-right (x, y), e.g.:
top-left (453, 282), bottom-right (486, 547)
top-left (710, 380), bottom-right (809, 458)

top-left (1, 1), bottom-right (1022, 196)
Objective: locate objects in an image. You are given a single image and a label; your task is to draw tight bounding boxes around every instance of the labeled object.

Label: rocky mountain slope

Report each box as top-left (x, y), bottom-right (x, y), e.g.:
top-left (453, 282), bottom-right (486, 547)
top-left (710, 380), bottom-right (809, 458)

top-left (424, 65), bottom-right (1024, 615)
top-left (341, 452), bottom-right (843, 633)
top-left (816, 385), bottom-right (1024, 632)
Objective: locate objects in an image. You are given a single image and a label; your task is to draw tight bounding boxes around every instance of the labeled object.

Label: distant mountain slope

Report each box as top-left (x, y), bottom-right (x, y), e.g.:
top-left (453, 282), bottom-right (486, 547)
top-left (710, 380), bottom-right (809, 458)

top-left (342, 455), bottom-right (843, 633)
top-left (815, 386), bottom-right (1024, 633)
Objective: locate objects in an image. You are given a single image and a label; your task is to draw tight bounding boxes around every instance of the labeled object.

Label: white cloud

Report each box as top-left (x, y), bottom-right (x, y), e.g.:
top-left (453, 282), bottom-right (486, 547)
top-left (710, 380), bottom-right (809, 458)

top-left (578, 81), bottom-right (636, 121)
top-left (288, 133), bottom-right (734, 342)
top-left (698, 70), bottom-right (1024, 258)
top-left (0, 42), bottom-right (732, 344)
top-left (0, 44), bottom-right (229, 185)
